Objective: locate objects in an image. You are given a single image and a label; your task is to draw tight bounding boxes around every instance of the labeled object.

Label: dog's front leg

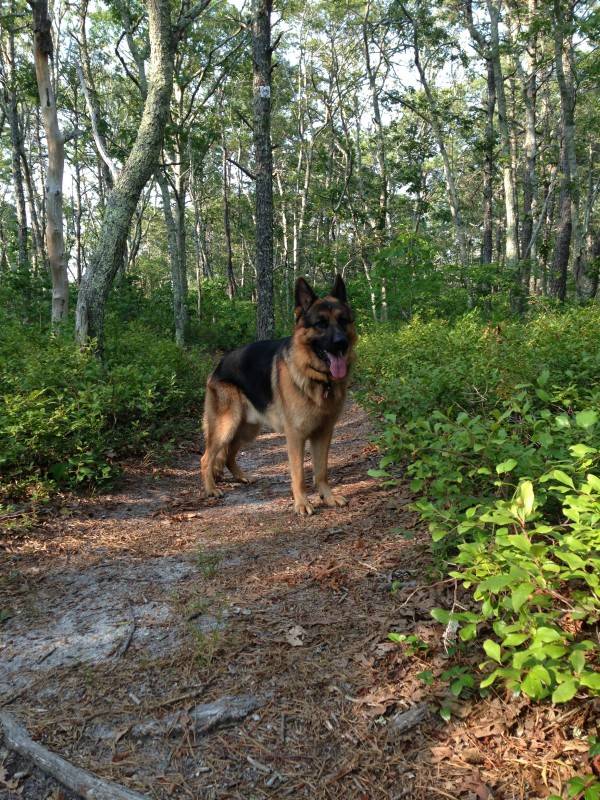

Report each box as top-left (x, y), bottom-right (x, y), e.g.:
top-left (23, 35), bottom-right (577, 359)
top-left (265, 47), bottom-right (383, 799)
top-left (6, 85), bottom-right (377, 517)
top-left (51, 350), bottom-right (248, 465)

top-left (310, 428), bottom-right (348, 508)
top-left (285, 428), bottom-right (314, 515)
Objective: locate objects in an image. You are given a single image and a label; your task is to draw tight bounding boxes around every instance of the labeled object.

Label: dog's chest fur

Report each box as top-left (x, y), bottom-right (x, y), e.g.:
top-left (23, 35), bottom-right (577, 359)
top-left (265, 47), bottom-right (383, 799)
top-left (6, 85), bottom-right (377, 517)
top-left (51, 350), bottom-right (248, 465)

top-left (242, 355), bottom-right (346, 437)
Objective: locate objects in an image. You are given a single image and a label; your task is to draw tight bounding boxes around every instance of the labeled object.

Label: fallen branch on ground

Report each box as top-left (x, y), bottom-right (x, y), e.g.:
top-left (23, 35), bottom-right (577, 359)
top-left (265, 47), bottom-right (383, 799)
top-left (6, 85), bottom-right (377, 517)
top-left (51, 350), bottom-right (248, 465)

top-left (0, 712), bottom-right (148, 800)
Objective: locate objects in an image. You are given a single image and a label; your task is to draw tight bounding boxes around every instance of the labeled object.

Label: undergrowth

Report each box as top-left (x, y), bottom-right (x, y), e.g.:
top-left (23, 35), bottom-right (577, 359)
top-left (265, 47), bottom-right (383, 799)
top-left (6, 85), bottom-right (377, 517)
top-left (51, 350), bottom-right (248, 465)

top-left (358, 307), bottom-right (600, 717)
top-left (0, 317), bottom-right (211, 505)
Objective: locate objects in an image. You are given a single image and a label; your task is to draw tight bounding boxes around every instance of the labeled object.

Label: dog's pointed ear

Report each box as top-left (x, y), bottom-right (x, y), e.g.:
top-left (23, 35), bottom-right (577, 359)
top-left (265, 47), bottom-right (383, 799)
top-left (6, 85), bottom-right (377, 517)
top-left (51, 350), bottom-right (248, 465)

top-left (331, 274), bottom-right (347, 303)
top-left (295, 277), bottom-right (317, 312)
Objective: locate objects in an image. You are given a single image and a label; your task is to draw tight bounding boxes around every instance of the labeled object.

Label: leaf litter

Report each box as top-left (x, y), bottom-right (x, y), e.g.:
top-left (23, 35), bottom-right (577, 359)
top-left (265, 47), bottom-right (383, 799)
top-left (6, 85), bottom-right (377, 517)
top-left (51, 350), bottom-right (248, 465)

top-left (1, 402), bottom-right (597, 799)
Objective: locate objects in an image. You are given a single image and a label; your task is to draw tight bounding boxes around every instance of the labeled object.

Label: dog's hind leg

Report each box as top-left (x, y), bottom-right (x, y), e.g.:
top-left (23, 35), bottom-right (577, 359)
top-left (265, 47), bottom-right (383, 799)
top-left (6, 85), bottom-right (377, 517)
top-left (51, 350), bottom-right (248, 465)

top-left (201, 382), bottom-right (243, 498)
top-left (226, 423), bottom-right (260, 483)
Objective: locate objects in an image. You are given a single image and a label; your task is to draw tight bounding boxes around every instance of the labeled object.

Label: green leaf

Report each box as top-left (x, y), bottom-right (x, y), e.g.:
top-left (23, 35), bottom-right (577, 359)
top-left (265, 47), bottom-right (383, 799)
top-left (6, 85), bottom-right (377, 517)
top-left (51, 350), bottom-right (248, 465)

top-left (388, 632), bottom-right (407, 644)
top-left (417, 670), bottom-right (434, 685)
top-left (537, 369), bottom-right (550, 387)
top-left (512, 582), bottom-right (534, 612)
top-left (368, 468), bottom-right (390, 478)
top-left (460, 623), bottom-right (477, 641)
top-left (570, 443), bottom-right (597, 458)
top-left (507, 534), bottom-right (531, 553)
top-left (580, 672), bottom-right (600, 691)
top-left (431, 608), bottom-right (451, 624)
top-left (496, 458), bottom-right (518, 474)
top-left (570, 650), bottom-right (586, 675)
top-left (518, 481), bottom-right (535, 518)
top-left (521, 664), bottom-right (551, 699)
top-left (533, 627), bottom-right (563, 643)
top-left (502, 632), bottom-right (529, 648)
top-left (576, 409), bottom-right (598, 429)
top-left (552, 680), bottom-right (577, 704)
top-left (556, 551), bottom-right (587, 570)
top-left (550, 469), bottom-right (575, 488)
top-left (483, 639), bottom-right (502, 663)
top-left (476, 574), bottom-right (512, 594)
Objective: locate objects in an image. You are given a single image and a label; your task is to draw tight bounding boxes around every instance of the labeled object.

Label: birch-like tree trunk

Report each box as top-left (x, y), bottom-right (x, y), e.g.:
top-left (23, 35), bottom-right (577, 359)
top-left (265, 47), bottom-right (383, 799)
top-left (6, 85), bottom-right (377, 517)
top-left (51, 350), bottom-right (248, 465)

top-left (75, 0), bottom-right (174, 351)
top-left (31, 0), bottom-right (69, 323)
top-left (3, 19), bottom-right (28, 271)
top-left (410, 24), bottom-right (469, 266)
top-left (487, 0), bottom-right (520, 274)
top-left (519, 0), bottom-right (538, 270)
top-left (482, 58), bottom-right (496, 264)
top-left (252, 0), bottom-right (274, 339)
top-left (363, 0), bottom-right (389, 238)
top-left (158, 170), bottom-right (187, 346)
top-left (221, 143), bottom-right (237, 299)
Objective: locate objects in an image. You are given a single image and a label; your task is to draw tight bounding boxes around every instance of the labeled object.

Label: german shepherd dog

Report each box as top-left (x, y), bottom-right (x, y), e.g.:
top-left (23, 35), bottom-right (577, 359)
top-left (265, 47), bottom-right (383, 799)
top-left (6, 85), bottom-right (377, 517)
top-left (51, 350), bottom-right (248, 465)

top-left (201, 275), bottom-right (356, 515)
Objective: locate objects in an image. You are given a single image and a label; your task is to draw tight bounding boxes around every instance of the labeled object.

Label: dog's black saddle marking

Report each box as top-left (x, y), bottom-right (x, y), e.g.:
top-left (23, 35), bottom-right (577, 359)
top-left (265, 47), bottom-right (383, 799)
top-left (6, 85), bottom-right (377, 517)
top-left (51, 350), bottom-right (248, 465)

top-left (212, 337), bottom-right (291, 413)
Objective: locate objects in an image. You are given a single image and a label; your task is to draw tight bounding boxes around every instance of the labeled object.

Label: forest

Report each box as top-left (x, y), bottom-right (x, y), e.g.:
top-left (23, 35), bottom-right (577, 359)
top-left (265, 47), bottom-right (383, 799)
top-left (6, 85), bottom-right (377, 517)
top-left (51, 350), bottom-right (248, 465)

top-left (1, 0), bottom-right (599, 798)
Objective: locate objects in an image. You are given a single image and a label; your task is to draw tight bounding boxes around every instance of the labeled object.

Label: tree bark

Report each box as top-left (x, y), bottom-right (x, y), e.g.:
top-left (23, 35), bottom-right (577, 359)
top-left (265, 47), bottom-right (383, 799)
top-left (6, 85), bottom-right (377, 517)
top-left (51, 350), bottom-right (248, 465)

top-left (487, 0), bottom-right (520, 278)
top-left (32, 0), bottom-right (69, 325)
top-left (78, 0), bottom-right (118, 188)
top-left (4, 16), bottom-right (29, 272)
top-left (75, 0), bottom-right (174, 352)
top-left (252, 0), bottom-right (274, 340)
top-left (411, 25), bottom-right (469, 266)
top-left (362, 0), bottom-right (389, 238)
top-left (482, 57), bottom-right (496, 265)
top-left (158, 171), bottom-right (187, 345)
top-left (551, 143), bottom-right (571, 301)
top-left (553, 0), bottom-right (583, 297)
top-left (222, 142), bottom-right (237, 299)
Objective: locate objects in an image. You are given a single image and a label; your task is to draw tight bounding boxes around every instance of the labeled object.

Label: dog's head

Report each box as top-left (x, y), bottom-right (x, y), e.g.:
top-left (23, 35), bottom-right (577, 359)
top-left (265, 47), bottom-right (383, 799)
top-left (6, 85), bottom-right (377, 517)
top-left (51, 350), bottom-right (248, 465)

top-left (293, 275), bottom-right (356, 381)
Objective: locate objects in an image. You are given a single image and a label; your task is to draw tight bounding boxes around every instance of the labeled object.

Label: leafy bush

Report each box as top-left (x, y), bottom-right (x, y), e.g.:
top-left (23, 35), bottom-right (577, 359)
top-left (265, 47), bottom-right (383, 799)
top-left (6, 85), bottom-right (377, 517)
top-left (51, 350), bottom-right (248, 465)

top-left (358, 307), bottom-right (600, 704)
top-left (0, 318), bottom-right (211, 503)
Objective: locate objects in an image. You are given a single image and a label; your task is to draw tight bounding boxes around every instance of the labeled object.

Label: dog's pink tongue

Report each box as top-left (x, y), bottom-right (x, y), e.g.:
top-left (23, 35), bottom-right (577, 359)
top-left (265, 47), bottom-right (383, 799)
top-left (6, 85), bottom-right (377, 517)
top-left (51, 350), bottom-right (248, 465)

top-left (327, 353), bottom-right (347, 380)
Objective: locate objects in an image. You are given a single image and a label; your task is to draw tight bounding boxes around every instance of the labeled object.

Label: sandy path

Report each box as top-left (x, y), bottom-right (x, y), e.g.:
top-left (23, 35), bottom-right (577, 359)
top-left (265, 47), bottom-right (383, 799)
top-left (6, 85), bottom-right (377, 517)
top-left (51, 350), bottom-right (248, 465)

top-left (1, 401), bottom-right (583, 800)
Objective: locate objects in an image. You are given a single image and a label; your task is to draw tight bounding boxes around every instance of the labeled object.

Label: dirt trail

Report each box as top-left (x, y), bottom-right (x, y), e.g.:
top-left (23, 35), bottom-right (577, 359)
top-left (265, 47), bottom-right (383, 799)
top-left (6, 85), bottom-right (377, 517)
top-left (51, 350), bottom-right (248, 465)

top-left (0, 402), bottom-right (593, 799)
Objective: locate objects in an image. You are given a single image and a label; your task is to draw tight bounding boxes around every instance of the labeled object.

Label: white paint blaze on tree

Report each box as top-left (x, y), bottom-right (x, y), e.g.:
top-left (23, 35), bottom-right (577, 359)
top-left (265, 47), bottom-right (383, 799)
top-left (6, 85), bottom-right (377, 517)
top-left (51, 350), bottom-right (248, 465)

top-left (31, 0), bottom-right (69, 325)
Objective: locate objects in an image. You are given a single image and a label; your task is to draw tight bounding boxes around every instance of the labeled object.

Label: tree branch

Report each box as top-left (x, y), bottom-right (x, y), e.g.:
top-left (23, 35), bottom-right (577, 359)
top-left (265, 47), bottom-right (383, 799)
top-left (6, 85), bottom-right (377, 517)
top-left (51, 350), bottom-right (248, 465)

top-left (228, 156), bottom-right (256, 181)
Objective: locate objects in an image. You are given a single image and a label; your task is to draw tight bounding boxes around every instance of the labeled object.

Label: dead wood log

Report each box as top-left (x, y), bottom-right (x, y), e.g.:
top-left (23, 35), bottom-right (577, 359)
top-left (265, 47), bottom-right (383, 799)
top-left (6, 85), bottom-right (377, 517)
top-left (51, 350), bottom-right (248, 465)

top-left (0, 712), bottom-right (148, 800)
top-left (387, 702), bottom-right (429, 735)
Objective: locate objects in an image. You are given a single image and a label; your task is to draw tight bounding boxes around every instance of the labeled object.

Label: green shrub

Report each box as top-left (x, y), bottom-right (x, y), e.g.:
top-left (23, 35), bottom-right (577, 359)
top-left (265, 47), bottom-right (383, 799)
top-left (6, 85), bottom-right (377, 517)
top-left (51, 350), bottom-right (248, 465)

top-left (358, 307), bottom-right (600, 704)
top-left (0, 318), bottom-right (211, 502)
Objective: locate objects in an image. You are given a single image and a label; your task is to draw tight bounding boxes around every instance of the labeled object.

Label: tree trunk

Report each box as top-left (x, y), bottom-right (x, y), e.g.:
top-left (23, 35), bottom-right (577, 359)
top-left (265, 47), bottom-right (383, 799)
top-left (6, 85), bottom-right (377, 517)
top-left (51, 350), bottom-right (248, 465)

top-left (487, 0), bottom-right (520, 281)
top-left (158, 171), bottom-right (187, 346)
top-left (75, 0), bottom-right (174, 352)
top-left (362, 1), bottom-right (388, 238)
top-left (412, 34), bottom-right (468, 266)
top-left (519, 0), bottom-right (537, 284)
top-left (222, 144), bottom-right (237, 299)
top-left (78, 0), bottom-right (117, 189)
top-left (482, 57), bottom-right (496, 265)
top-left (551, 143), bottom-right (571, 301)
top-left (5, 19), bottom-right (29, 272)
top-left (252, 0), bottom-right (274, 339)
top-left (554, 0), bottom-right (583, 297)
top-left (32, 0), bottom-right (69, 325)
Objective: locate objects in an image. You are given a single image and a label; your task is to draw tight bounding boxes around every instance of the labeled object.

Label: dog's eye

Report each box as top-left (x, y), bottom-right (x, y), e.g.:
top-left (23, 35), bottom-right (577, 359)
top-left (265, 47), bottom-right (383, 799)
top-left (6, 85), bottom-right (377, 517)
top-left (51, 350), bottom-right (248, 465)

top-left (315, 319), bottom-right (328, 330)
top-left (338, 317), bottom-right (348, 327)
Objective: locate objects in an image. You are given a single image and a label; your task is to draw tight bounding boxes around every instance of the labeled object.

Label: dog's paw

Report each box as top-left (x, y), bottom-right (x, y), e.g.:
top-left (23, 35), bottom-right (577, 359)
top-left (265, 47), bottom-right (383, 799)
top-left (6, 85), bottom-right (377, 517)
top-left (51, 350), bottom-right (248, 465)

top-left (236, 472), bottom-right (255, 484)
top-left (204, 486), bottom-right (224, 499)
top-left (320, 490), bottom-right (348, 508)
top-left (294, 497), bottom-right (315, 515)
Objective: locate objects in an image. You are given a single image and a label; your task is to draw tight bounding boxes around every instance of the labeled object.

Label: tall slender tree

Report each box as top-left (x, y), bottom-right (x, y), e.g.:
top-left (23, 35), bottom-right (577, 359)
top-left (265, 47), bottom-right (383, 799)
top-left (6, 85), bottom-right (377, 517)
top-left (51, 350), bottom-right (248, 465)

top-left (252, 0), bottom-right (274, 339)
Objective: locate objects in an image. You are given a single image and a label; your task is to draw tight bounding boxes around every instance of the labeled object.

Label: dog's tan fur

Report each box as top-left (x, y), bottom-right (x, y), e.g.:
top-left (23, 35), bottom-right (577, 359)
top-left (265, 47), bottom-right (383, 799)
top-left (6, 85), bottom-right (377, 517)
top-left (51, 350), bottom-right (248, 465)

top-left (201, 290), bottom-right (356, 515)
